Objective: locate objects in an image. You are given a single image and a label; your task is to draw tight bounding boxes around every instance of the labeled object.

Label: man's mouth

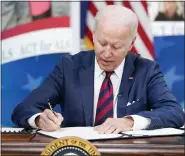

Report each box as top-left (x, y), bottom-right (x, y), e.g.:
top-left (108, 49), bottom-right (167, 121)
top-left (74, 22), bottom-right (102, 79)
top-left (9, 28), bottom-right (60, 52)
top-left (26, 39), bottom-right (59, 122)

top-left (101, 60), bottom-right (113, 65)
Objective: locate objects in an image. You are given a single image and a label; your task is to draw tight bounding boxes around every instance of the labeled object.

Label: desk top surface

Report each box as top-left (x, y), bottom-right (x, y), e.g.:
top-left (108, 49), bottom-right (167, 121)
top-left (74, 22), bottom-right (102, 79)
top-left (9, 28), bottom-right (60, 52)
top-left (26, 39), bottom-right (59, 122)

top-left (1, 133), bottom-right (185, 156)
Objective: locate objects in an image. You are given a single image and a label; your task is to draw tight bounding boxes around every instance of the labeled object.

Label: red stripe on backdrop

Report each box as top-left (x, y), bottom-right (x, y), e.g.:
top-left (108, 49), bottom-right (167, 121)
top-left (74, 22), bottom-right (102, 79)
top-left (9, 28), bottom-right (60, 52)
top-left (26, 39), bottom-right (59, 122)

top-left (141, 1), bottom-right (148, 15)
top-left (122, 1), bottom-right (131, 11)
top-left (89, 1), bottom-right (98, 17)
top-left (131, 46), bottom-right (137, 54)
top-left (1, 16), bottom-right (70, 40)
top-left (122, 1), bottom-right (154, 58)
top-left (85, 26), bottom-right (93, 45)
top-left (105, 1), bottom-right (114, 5)
top-left (137, 24), bottom-right (154, 57)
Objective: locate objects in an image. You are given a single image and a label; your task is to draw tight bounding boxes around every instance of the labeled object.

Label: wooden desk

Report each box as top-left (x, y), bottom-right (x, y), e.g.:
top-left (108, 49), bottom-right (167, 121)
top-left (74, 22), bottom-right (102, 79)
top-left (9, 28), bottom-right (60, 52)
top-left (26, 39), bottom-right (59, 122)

top-left (1, 133), bottom-right (184, 156)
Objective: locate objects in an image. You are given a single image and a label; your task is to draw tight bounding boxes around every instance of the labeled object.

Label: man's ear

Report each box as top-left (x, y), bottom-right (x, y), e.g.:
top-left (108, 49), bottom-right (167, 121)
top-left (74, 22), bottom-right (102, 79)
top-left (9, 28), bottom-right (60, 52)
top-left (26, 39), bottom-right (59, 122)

top-left (129, 36), bottom-right (136, 51)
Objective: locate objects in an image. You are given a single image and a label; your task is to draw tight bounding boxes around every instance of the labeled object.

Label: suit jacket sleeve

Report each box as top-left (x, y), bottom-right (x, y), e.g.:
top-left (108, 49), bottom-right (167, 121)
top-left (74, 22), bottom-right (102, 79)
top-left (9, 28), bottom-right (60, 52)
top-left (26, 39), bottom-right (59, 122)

top-left (136, 62), bottom-right (184, 129)
top-left (11, 57), bottom-right (64, 128)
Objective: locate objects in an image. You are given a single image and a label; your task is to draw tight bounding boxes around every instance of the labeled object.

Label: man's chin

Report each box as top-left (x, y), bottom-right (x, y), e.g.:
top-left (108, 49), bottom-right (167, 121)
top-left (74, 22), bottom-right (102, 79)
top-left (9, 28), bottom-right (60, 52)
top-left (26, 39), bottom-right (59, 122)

top-left (100, 64), bottom-right (114, 72)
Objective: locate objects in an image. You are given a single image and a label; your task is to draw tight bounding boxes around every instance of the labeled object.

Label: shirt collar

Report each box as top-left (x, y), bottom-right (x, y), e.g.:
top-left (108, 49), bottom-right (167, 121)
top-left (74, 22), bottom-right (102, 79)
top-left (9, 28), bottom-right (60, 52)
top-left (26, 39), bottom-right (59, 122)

top-left (95, 57), bottom-right (104, 78)
top-left (95, 56), bottom-right (125, 79)
top-left (114, 58), bottom-right (125, 80)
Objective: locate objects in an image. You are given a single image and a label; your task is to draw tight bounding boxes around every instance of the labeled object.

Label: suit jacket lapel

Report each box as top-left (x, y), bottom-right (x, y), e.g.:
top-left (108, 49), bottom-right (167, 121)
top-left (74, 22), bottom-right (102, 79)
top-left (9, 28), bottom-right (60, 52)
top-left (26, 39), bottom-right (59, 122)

top-left (117, 52), bottom-right (137, 117)
top-left (79, 52), bottom-right (95, 126)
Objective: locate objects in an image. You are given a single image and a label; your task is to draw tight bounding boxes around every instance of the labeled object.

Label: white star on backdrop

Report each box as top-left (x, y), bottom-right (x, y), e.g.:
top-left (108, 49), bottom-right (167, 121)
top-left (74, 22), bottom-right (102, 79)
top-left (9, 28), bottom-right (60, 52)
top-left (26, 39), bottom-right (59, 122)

top-left (164, 66), bottom-right (184, 91)
top-left (22, 74), bottom-right (43, 92)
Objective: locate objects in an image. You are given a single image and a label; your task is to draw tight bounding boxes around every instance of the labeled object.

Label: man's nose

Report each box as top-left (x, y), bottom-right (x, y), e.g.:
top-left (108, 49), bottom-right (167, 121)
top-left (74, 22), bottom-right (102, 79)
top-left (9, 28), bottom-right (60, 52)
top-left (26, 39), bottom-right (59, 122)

top-left (103, 46), bottom-right (112, 58)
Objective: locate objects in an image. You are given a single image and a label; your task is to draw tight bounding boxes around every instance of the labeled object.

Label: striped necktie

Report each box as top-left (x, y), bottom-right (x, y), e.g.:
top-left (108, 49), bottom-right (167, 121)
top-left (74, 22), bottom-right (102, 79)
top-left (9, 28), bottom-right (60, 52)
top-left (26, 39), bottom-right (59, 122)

top-left (95, 72), bottom-right (113, 126)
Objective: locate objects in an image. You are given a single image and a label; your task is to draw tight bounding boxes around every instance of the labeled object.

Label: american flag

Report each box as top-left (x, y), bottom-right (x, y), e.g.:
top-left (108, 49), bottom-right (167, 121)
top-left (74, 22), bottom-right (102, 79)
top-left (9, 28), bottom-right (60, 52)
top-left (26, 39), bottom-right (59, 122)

top-left (84, 1), bottom-right (155, 60)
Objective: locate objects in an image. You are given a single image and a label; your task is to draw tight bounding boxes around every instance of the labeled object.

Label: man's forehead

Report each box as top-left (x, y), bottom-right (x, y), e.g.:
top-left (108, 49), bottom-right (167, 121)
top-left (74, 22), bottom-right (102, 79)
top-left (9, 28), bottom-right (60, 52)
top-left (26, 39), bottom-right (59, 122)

top-left (96, 24), bottom-right (131, 37)
top-left (97, 34), bottom-right (126, 45)
top-left (97, 17), bottom-right (131, 32)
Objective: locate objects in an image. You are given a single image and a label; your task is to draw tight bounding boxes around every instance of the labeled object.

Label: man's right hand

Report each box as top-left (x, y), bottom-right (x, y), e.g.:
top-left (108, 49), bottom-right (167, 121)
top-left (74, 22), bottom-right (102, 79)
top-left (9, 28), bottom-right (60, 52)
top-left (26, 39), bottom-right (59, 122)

top-left (35, 109), bottom-right (63, 131)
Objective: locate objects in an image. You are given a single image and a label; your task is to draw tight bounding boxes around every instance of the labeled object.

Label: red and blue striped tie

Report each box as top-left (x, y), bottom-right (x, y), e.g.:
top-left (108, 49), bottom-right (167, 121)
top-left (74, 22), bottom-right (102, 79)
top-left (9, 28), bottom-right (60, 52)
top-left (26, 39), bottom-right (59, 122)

top-left (95, 72), bottom-right (113, 126)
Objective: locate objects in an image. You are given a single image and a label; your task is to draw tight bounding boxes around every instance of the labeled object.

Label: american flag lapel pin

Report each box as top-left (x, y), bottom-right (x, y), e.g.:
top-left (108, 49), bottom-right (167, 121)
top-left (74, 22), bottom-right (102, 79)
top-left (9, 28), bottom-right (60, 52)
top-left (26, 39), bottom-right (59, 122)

top-left (129, 76), bottom-right (134, 80)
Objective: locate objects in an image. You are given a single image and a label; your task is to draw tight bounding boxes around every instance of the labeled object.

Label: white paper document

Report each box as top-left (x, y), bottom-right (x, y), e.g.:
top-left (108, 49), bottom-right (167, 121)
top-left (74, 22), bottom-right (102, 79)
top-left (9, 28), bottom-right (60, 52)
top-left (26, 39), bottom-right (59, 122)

top-left (38, 127), bottom-right (184, 140)
top-left (38, 127), bottom-right (122, 140)
top-left (123, 128), bottom-right (184, 136)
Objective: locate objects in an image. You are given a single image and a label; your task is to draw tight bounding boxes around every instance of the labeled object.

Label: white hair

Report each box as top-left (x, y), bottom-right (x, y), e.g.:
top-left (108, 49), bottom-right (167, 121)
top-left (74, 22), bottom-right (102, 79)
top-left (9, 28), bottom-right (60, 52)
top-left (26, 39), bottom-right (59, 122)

top-left (94, 5), bottom-right (138, 40)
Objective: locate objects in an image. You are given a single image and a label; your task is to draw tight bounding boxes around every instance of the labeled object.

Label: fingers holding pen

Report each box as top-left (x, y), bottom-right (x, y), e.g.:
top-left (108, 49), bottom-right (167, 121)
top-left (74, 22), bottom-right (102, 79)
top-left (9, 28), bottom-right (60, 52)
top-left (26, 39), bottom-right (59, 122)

top-left (55, 112), bottom-right (64, 126)
top-left (36, 109), bottom-right (63, 131)
top-left (44, 109), bottom-right (64, 127)
top-left (45, 109), bottom-right (59, 125)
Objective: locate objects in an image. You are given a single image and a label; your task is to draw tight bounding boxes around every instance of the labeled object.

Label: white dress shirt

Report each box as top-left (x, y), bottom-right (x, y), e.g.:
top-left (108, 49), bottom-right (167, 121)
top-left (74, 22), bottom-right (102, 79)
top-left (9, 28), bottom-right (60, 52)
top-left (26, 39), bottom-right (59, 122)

top-left (28, 57), bottom-right (151, 130)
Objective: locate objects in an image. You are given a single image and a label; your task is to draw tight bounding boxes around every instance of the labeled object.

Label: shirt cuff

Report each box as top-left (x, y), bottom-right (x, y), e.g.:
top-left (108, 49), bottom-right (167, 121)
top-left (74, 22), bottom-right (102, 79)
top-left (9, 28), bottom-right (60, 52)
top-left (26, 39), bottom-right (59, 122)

top-left (128, 115), bottom-right (151, 130)
top-left (27, 113), bottom-right (42, 128)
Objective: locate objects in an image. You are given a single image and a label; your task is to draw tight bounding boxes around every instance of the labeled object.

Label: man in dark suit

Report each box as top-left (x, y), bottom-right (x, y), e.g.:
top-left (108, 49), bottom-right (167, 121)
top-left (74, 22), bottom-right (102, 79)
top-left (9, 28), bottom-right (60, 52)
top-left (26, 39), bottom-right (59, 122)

top-left (12, 5), bottom-right (184, 133)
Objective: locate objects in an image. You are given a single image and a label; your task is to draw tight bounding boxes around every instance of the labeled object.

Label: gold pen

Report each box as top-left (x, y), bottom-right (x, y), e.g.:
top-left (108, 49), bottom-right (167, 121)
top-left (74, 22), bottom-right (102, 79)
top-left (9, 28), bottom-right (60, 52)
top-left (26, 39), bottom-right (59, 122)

top-left (48, 100), bottom-right (60, 129)
top-left (48, 101), bottom-right (57, 116)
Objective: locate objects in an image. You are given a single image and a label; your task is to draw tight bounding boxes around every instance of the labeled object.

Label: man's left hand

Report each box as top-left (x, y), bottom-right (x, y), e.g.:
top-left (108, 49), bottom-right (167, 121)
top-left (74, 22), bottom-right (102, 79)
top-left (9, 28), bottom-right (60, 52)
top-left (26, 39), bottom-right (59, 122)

top-left (94, 117), bottom-right (134, 134)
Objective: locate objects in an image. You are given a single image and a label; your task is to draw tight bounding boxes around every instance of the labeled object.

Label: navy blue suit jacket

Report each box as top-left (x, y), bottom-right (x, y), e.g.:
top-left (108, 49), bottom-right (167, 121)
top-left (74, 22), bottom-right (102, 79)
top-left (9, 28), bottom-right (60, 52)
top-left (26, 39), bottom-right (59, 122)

top-left (12, 51), bottom-right (184, 129)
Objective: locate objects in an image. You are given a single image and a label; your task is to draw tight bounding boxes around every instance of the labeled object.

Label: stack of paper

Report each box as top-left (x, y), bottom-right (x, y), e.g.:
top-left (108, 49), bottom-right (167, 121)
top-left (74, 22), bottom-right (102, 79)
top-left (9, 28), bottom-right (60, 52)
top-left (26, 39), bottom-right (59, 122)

top-left (38, 127), bottom-right (184, 140)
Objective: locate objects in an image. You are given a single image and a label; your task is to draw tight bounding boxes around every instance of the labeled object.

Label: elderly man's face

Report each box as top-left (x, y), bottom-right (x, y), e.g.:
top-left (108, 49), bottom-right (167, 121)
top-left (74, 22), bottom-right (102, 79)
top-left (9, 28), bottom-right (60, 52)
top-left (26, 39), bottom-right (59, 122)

top-left (93, 18), bottom-right (135, 72)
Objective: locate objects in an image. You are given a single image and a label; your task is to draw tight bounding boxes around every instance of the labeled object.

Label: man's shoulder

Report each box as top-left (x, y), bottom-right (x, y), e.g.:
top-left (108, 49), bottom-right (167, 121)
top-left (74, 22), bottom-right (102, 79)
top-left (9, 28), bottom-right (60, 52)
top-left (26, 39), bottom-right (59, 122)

top-left (137, 55), bottom-right (155, 66)
top-left (129, 52), bottom-right (155, 65)
top-left (61, 50), bottom-right (95, 68)
top-left (72, 50), bottom-right (95, 60)
top-left (127, 52), bottom-right (159, 80)
top-left (128, 52), bottom-right (157, 70)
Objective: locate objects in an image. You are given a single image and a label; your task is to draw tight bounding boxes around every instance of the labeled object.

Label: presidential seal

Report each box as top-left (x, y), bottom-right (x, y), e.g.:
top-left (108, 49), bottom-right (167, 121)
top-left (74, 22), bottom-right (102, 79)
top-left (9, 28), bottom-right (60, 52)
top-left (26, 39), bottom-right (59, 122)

top-left (41, 136), bottom-right (100, 156)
